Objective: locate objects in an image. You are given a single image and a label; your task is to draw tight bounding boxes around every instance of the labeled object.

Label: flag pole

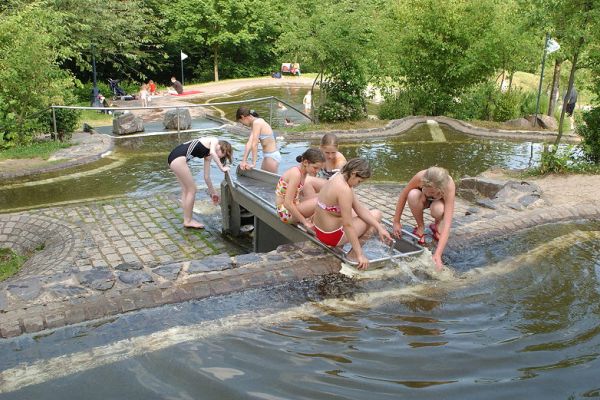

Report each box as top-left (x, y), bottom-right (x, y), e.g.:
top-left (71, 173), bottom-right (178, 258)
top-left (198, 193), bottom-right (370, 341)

top-left (180, 50), bottom-right (185, 86)
top-left (534, 33), bottom-right (550, 127)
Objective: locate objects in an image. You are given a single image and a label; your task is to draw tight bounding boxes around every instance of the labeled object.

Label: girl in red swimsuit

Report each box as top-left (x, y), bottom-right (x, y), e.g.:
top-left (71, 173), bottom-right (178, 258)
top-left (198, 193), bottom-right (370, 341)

top-left (313, 158), bottom-right (392, 270)
top-left (275, 148), bottom-right (324, 229)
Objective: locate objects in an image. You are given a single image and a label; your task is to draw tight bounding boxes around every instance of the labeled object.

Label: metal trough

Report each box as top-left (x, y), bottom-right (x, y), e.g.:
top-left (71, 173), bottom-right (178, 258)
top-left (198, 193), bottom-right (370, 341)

top-left (220, 167), bottom-right (424, 266)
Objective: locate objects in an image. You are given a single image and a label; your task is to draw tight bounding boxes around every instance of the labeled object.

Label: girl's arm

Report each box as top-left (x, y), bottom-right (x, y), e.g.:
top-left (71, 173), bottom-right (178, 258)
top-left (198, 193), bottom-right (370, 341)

top-left (334, 152), bottom-right (347, 170)
top-left (353, 198), bottom-right (392, 244)
top-left (241, 123), bottom-right (261, 169)
top-left (283, 170), bottom-right (309, 226)
top-left (392, 170), bottom-right (425, 236)
top-left (432, 179), bottom-right (456, 270)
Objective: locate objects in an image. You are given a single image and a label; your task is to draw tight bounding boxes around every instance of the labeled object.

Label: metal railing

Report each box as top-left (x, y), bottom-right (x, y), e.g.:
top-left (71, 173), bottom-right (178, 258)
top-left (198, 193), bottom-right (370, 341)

top-left (50, 96), bottom-right (313, 139)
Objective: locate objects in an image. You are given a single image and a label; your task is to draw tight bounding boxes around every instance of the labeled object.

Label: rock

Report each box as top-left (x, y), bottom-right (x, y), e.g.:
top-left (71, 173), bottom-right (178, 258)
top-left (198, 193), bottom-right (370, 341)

top-left (188, 254), bottom-right (233, 273)
top-left (7, 278), bottom-right (42, 301)
top-left (524, 114), bottom-right (558, 130)
top-left (115, 262), bottom-right (143, 271)
top-left (112, 112), bottom-right (144, 135)
top-left (234, 253), bottom-right (262, 266)
top-left (164, 108), bottom-right (192, 130)
top-left (476, 198), bottom-right (498, 210)
top-left (152, 263), bottom-right (182, 281)
top-left (77, 268), bottom-right (116, 291)
top-left (504, 117), bottom-right (533, 129)
top-left (118, 271), bottom-right (153, 286)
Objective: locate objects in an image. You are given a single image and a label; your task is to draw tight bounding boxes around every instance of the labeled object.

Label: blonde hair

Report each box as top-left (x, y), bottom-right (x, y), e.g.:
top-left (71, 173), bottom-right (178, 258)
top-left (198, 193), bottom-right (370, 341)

top-left (421, 166), bottom-right (450, 193)
top-left (218, 140), bottom-right (233, 164)
top-left (320, 133), bottom-right (339, 147)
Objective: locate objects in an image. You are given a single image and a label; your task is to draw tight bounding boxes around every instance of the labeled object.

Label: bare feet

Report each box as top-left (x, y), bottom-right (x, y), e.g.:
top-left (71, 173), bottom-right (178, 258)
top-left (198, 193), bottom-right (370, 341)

top-left (184, 220), bottom-right (205, 229)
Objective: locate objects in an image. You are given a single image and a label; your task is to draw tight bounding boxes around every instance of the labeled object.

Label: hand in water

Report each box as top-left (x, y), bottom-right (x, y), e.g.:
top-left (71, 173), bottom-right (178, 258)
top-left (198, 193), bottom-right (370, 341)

top-left (378, 227), bottom-right (393, 244)
top-left (211, 193), bottom-right (220, 204)
top-left (432, 253), bottom-right (443, 271)
top-left (392, 221), bottom-right (402, 238)
top-left (357, 254), bottom-right (369, 270)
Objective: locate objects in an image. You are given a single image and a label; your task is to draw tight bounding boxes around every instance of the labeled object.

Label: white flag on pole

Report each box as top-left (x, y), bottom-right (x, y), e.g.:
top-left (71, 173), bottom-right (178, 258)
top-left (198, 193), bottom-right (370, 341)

top-left (181, 51), bottom-right (188, 61)
top-left (546, 38), bottom-right (560, 54)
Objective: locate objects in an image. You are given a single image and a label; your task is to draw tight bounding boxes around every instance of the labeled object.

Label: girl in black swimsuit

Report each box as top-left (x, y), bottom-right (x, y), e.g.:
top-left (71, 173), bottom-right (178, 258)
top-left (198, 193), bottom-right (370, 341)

top-left (168, 137), bottom-right (232, 229)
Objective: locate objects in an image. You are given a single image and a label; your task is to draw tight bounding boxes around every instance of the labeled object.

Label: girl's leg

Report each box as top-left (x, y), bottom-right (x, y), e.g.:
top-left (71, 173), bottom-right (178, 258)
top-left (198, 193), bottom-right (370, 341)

top-left (429, 199), bottom-right (445, 233)
top-left (261, 157), bottom-right (279, 174)
top-left (296, 197), bottom-right (319, 219)
top-left (407, 188), bottom-right (427, 235)
top-left (302, 176), bottom-right (326, 199)
top-left (169, 157), bottom-right (203, 228)
top-left (344, 209), bottom-right (382, 261)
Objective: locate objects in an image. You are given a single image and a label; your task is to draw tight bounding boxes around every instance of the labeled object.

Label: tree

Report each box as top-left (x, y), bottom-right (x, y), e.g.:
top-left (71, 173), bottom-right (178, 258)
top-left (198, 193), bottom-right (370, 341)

top-left (374, 0), bottom-right (529, 115)
top-left (162, 0), bottom-right (275, 82)
top-left (0, 4), bottom-right (76, 145)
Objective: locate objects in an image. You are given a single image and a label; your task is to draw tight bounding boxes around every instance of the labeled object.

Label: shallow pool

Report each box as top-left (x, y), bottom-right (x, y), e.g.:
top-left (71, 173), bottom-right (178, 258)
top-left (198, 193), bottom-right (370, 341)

top-left (1, 221), bottom-right (598, 398)
top-left (0, 124), bottom-right (552, 212)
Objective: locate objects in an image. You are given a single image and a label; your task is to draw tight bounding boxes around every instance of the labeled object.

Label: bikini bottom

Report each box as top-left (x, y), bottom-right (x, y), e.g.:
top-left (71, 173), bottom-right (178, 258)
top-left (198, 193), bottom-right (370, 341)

top-left (314, 224), bottom-right (344, 247)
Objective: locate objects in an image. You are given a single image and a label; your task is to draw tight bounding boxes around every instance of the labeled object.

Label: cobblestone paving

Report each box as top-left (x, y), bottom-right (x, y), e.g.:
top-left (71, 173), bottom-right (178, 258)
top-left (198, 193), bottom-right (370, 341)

top-left (2, 179), bottom-right (600, 338)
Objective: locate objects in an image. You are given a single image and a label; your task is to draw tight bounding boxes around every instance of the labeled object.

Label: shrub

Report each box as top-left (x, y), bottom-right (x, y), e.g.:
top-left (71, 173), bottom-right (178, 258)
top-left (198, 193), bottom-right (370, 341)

top-left (378, 90), bottom-right (414, 120)
top-left (318, 66), bottom-right (367, 122)
top-left (577, 107), bottom-right (600, 163)
top-left (39, 107), bottom-right (81, 141)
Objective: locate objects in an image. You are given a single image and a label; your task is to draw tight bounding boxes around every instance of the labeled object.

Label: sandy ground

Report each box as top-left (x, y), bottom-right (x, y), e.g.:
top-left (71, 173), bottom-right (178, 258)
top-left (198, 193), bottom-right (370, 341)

top-left (480, 169), bottom-right (600, 207)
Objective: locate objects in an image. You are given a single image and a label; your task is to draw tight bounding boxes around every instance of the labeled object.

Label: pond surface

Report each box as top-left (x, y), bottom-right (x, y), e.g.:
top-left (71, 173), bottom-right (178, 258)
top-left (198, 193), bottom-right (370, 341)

top-left (0, 124), bottom-right (550, 212)
top-left (1, 222), bottom-right (599, 398)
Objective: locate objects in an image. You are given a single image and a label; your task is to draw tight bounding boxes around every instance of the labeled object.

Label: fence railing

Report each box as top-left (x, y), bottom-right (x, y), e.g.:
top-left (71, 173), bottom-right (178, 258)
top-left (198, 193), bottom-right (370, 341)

top-left (50, 96), bottom-right (312, 139)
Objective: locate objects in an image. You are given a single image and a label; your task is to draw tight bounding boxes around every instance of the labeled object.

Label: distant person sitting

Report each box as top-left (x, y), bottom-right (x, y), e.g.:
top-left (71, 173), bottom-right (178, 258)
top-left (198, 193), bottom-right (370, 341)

top-left (271, 71), bottom-right (282, 79)
top-left (169, 77), bottom-right (184, 95)
top-left (565, 86), bottom-right (578, 117)
top-left (284, 117), bottom-right (297, 127)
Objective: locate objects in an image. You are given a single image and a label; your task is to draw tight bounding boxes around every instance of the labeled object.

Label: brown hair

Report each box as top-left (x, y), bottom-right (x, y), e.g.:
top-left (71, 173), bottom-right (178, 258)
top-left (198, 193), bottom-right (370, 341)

top-left (295, 148), bottom-right (325, 164)
top-left (320, 133), bottom-right (339, 147)
top-left (421, 166), bottom-right (450, 193)
top-left (236, 107), bottom-right (259, 120)
top-left (218, 140), bottom-right (233, 165)
top-left (341, 158), bottom-right (371, 180)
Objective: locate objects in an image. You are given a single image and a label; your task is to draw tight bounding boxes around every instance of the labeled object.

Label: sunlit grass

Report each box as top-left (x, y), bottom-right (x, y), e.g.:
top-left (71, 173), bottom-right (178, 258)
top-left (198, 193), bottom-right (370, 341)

top-left (283, 119), bottom-right (390, 133)
top-left (0, 140), bottom-right (71, 160)
top-left (0, 248), bottom-right (25, 282)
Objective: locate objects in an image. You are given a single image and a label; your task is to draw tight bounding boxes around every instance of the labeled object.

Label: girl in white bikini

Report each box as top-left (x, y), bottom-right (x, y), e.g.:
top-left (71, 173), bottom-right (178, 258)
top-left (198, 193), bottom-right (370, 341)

top-left (237, 107), bottom-right (281, 173)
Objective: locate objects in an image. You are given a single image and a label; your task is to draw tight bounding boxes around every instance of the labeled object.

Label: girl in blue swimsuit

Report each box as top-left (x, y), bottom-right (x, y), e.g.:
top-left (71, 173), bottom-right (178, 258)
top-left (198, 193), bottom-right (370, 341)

top-left (236, 107), bottom-right (281, 173)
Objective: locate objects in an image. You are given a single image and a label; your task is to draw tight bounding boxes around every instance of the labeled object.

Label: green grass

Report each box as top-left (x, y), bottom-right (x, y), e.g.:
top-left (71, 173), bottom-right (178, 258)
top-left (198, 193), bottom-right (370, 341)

top-left (0, 140), bottom-right (71, 160)
top-left (0, 248), bottom-right (25, 282)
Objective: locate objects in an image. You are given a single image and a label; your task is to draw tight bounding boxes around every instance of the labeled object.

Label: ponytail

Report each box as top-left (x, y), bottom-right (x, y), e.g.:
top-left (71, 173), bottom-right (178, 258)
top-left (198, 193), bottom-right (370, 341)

top-left (296, 148), bottom-right (325, 164)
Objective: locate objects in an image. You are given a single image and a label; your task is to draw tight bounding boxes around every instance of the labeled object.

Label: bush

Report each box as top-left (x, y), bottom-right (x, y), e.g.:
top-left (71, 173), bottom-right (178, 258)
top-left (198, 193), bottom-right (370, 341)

top-left (378, 90), bottom-right (414, 120)
top-left (577, 107), bottom-right (600, 163)
top-left (449, 82), bottom-right (531, 122)
top-left (318, 67), bottom-right (367, 122)
top-left (39, 107), bottom-right (81, 141)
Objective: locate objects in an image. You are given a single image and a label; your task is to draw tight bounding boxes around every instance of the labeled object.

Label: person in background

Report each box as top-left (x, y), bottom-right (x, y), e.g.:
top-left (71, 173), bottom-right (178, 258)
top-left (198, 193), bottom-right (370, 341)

top-left (392, 166), bottom-right (455, 271)
top-left (236, 107), bottom-right (280, 173)
top-left (303, 90), bottom-right (312, 114)
top-left (303, 132), bottom-right (348, 198)
top-left (167, 137), bottom-right (232, 229)
top-left (148, 80), bottom-right (157, 96)
top-left (275, 148), bottom-right (325, 229)
top-left (139, 83), bottom-right (149, 107)
top-left (313, 158), bottom-right (392, 270)
top-left (169, 76), bottom-right (184, 95)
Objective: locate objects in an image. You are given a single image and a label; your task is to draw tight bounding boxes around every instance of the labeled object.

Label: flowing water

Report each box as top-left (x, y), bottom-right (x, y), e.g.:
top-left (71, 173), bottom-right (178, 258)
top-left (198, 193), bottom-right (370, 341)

top-left (1, 222), bottom-right (599, 398)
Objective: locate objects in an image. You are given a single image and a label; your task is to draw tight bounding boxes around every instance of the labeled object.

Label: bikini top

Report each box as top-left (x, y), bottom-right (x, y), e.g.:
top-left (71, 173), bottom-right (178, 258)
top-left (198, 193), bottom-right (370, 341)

top-left (256, 119), bottom-right (276, 141)
top-left (317, 199), bottom-right (341, 214)
top-left (275, 166), bottom-right (303, 202)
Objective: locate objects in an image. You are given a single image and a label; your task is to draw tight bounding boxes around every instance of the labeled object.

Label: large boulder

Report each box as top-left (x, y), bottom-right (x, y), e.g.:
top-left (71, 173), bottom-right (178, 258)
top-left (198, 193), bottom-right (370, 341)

top-left (524, 114), bottom-right (558, 130)
top-left (164, 108), bottom-right (192, 130)
top-left (112, 112), bottom-right (144, 135)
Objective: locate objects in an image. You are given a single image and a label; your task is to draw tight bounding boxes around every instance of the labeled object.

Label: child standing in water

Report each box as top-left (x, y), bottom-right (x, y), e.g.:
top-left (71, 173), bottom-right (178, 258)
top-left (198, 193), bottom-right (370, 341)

top-left (236, 107), bottom-right (280, 173)
top-left (275, 148), bottom-right (325, 230)
top-left (392, 166), bottom-right (455, 271)
top-left (167, 137), bottom-right (233, 229)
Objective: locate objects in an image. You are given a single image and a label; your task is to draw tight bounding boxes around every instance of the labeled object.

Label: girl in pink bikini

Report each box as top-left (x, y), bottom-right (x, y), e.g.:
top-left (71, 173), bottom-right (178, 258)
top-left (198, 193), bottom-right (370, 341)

top-left (275, 148), bottom-right (325, 229)
top-left (313, 158), bottom-right (392, 270)
top-left (392, 166), bottom-right (455, 271)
